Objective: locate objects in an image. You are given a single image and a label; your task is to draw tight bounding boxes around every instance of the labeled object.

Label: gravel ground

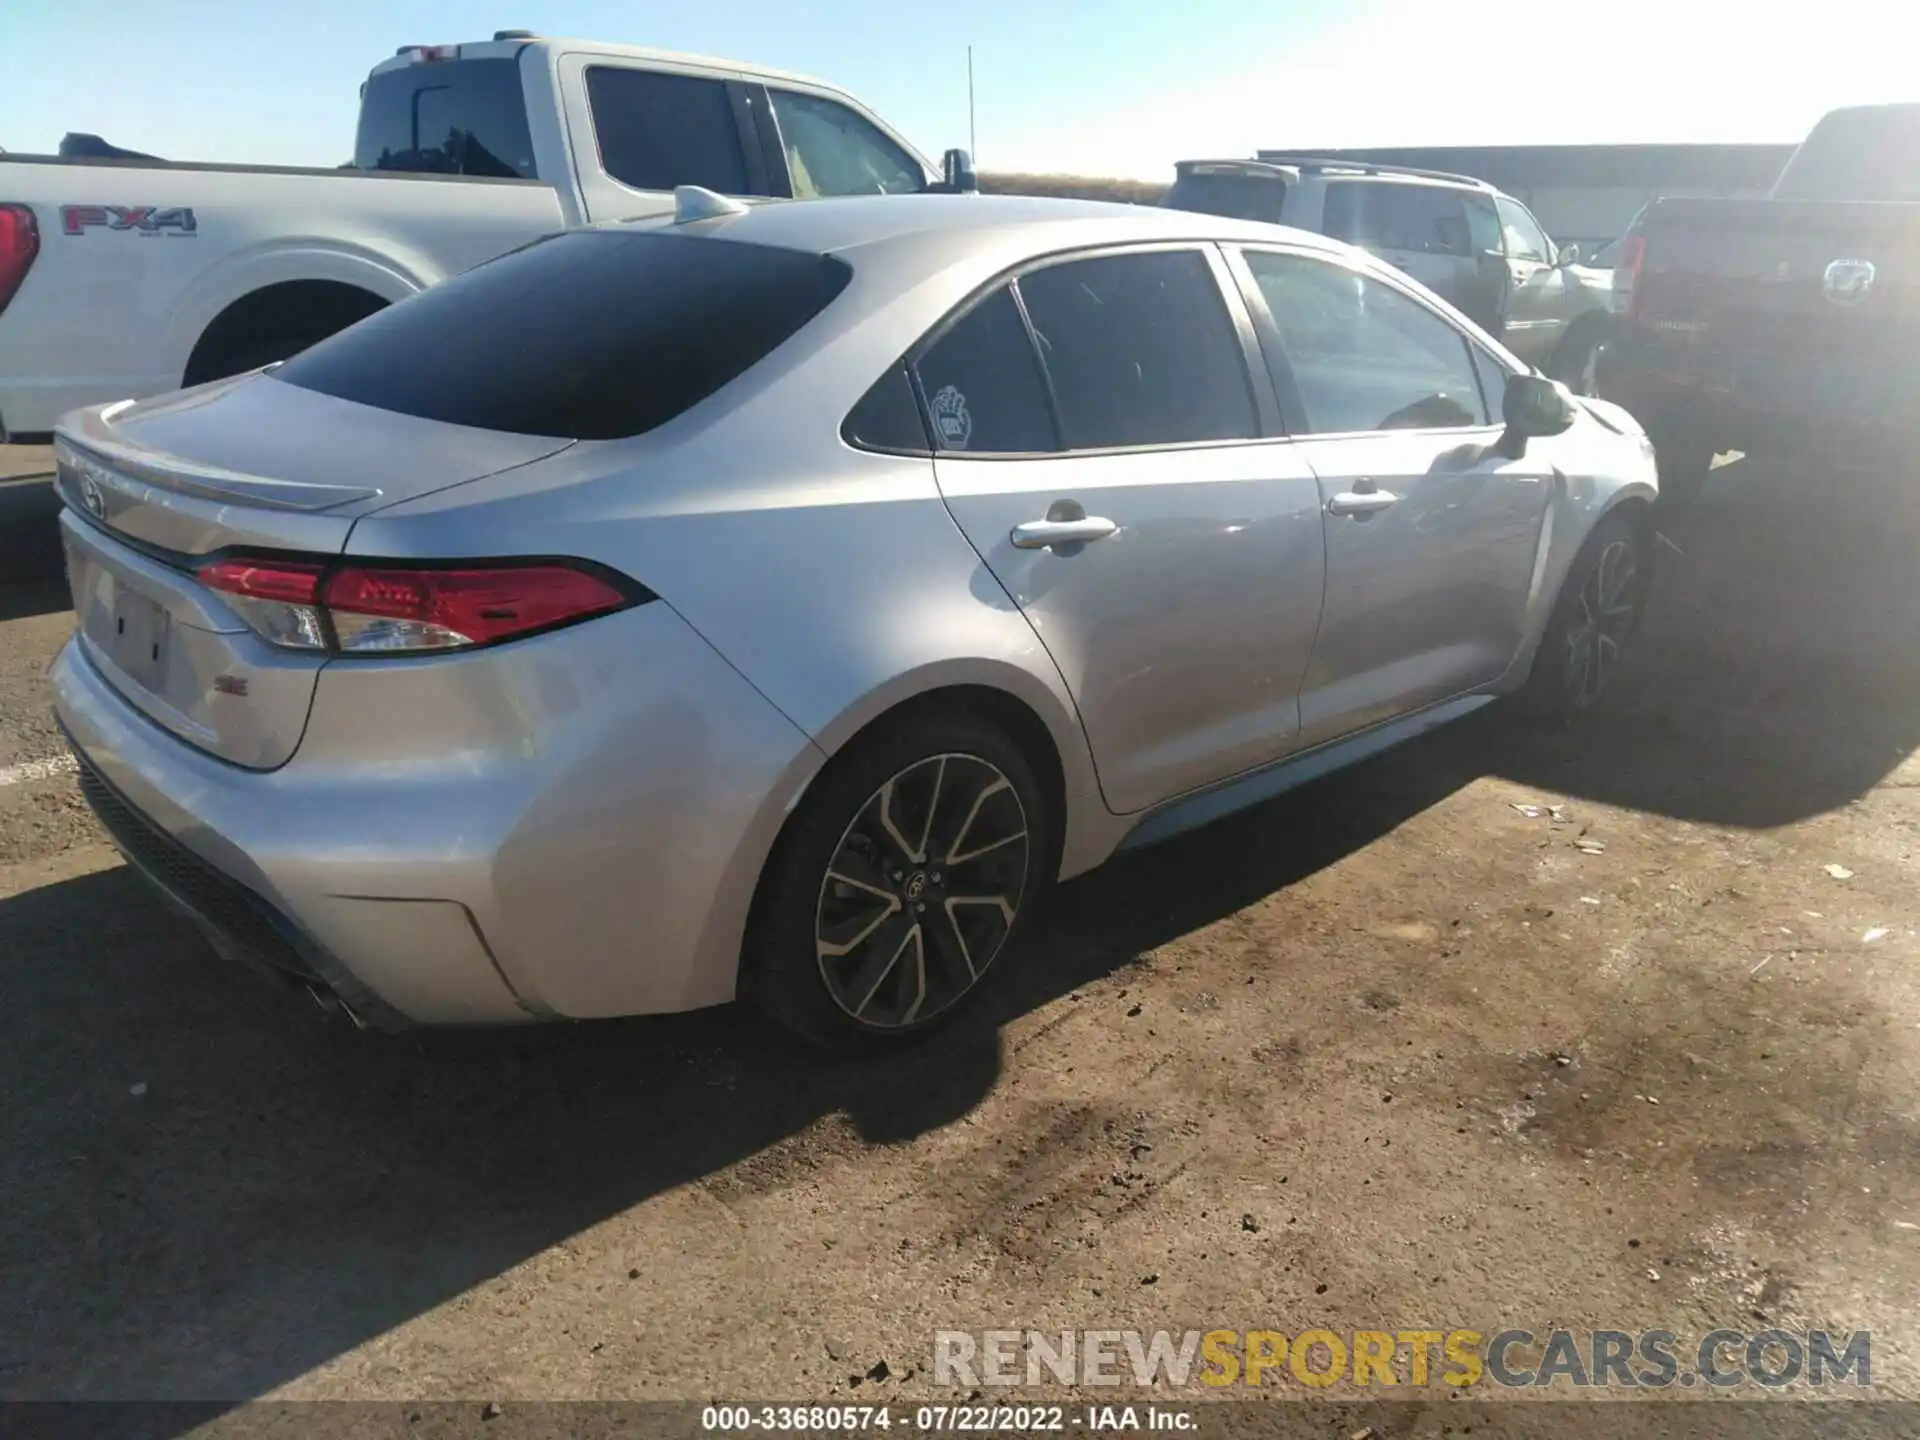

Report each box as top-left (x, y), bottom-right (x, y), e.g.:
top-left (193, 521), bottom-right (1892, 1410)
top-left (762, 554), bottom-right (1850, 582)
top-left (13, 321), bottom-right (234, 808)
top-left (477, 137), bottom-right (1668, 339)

top-left (1, 450), bottom-right (1917, 1417)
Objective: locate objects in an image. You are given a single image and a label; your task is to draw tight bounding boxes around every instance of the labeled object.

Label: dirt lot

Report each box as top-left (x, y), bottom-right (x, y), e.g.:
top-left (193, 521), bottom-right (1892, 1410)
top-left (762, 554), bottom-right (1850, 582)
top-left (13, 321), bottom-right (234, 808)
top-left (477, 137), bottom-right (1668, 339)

top-left (2, 449), bottom-right (1918, 1418)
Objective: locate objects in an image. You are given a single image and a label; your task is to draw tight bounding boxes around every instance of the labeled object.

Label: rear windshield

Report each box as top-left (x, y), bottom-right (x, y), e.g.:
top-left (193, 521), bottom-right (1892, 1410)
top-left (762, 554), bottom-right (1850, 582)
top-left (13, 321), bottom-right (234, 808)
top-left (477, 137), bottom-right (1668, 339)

top-left (1774, 106), bottom-right (1920, 201)
top-left (1163, 170), bottom-right (1287, 224)
top-left (273, 231), bottom-right (853, 440)
top-left (354, 58), bottom-right (537, 179)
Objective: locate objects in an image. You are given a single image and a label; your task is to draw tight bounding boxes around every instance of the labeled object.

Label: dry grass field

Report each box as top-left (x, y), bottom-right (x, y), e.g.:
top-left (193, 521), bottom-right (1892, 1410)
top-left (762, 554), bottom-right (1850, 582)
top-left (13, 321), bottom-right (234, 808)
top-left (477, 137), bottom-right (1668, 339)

top-left (980, 171), bottom-right (1169, 205)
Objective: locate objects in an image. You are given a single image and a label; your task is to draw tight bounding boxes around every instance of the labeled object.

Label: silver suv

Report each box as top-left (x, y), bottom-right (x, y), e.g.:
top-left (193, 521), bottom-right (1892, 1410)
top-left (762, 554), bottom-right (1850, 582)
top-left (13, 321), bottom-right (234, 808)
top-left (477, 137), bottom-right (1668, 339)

top-left (1165, 156), bottom-right (1614, 389)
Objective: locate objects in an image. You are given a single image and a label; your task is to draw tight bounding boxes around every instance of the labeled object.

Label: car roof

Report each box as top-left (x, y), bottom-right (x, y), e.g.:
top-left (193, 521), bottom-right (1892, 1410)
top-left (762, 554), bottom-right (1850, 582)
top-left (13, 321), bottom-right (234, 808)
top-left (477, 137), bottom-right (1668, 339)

top-left (649, 192), bottom-right (1352, 261)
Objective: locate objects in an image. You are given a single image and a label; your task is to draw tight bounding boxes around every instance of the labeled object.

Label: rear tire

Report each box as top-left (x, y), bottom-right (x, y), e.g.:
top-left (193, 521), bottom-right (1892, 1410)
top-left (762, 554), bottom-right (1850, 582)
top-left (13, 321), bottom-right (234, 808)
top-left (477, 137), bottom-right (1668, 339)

top-left (742, 708), bottom-right (1051, 1053)
top-left (1521, 509), bottom-right (1646, 720)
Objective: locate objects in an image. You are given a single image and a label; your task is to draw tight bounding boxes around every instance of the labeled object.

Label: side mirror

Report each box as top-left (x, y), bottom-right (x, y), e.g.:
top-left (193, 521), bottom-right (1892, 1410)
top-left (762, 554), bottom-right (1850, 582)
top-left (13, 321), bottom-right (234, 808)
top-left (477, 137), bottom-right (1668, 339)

top-left (1556, 242), bottom-right (1580, 268)
top-left (1498, 374), bottom-right (1578, 457)
top-left (935, 147), bottom-right (978, 194)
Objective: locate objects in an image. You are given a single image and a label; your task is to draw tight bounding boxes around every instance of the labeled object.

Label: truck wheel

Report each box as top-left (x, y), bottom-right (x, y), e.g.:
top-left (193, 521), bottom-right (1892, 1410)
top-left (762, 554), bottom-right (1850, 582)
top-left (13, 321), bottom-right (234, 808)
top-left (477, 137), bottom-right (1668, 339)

top-left (183, 282), bottom-right (387, 387)
top-left (742, 708), bottom-right (1051, 1054)
top-left (211, 332), bottom-right (329, 379)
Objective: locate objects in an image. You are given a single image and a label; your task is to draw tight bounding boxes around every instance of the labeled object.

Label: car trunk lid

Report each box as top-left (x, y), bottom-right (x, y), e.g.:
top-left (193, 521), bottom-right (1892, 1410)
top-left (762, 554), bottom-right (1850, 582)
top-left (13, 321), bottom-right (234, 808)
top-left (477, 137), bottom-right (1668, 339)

top-left (55, 375), bottom-right (573, 769)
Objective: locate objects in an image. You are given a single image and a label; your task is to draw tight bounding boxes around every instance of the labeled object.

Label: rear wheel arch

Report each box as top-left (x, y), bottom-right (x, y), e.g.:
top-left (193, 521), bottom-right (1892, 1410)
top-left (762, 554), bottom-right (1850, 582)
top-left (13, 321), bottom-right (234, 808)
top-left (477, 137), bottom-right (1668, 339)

top-left (182, 280), bottom-right (390, 386)
top-left (801, 683), bottom-right (1071, 883)
top-left (740, 683), bottom-right (1069, 1048)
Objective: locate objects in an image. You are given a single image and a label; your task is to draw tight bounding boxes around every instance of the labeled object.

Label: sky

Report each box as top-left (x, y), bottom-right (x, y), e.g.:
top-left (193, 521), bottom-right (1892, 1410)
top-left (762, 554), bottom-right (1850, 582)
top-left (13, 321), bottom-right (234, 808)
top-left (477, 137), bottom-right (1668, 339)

top-left (1, 0), bottom-right (1911, 180)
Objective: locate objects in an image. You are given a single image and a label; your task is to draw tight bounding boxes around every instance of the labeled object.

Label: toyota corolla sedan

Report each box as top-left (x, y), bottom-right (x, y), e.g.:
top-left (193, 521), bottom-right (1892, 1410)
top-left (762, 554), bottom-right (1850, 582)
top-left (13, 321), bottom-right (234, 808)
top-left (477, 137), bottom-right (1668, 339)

top-left (49, 190), bottom-right (1657, 1050)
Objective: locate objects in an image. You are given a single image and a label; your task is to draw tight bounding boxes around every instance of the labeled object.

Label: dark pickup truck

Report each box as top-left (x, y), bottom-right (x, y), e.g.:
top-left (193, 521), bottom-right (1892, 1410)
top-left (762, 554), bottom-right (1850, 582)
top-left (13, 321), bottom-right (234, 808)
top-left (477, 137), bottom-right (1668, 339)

top-left (1600, 103), bottom-right (1920, 499)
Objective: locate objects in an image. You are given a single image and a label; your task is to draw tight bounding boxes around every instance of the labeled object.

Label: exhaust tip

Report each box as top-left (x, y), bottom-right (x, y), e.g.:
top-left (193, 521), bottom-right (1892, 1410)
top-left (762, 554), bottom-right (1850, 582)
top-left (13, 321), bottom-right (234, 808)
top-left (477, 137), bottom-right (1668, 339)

top-left (305, 982), bottom-right (368, 1028)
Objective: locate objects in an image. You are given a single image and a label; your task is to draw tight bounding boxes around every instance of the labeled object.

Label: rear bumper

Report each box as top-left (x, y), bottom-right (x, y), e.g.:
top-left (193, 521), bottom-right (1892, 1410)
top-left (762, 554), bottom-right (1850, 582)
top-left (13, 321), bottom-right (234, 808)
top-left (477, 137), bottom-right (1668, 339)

top-left (66, 737), bottom-right (414, 1029)
top-left (51, 598), bottom-right (828, 1026)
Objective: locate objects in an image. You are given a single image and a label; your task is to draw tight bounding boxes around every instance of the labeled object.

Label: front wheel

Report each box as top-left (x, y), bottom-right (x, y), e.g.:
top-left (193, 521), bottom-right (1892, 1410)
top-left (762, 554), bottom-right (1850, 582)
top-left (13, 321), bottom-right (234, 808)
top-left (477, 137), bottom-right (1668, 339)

top-left (1521, 510), bottom-right (1647, 719)
top-left (743, 709), bottom-right (1050, 1052)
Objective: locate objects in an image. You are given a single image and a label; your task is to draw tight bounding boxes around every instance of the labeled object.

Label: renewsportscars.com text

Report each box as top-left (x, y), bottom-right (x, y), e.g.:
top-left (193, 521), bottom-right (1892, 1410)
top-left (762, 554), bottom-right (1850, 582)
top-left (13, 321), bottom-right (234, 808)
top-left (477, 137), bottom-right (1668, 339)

top-left (932, 1328), bottom-right (1871, 1390)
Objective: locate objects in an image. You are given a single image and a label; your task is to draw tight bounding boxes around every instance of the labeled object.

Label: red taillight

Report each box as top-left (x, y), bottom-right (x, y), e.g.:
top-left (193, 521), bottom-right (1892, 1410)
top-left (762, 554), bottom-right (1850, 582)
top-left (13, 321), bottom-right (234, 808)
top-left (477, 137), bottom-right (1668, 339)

top-left (0, 204), bottom-right (41, 316)
top-left (195, 555), bottom-right (636, 655)
top-left (322, 563), bottom-right (631, 653)
top-left (1614, 233), bottom-right (1646, 321)
top-left (197, 557), bottom-right (324, 605)
top-left (196, 557), bottom-right (330, 651)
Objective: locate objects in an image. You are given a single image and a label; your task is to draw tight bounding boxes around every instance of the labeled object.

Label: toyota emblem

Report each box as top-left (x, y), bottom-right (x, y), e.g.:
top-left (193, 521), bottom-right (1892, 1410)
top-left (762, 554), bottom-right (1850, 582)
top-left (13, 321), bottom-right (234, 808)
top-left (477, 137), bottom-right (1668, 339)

top-left (79, 469), bottom-right (106, 519)
top-left (1823, 258), bottom-right (1876, 306)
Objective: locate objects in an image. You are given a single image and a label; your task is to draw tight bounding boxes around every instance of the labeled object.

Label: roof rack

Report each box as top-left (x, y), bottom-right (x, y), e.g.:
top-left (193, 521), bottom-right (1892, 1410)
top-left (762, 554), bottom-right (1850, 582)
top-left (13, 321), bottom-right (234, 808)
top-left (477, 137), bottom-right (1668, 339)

top-left (1252, 153), bottom-right (1494, 189)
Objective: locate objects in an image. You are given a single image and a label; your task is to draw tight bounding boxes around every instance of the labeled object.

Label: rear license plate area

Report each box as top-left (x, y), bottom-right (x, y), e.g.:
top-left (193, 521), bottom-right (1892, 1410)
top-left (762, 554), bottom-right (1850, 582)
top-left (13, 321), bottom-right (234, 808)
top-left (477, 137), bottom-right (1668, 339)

top-left (106, 585), bottom-right (170, 690)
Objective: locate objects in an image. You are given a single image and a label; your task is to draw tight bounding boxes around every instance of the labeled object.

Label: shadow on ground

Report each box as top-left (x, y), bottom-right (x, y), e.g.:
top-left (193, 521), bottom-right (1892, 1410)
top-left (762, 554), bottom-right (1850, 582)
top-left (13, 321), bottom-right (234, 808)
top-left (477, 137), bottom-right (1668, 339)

top-left (1, 453), bottom-right (1914, 1406)
top-left (0, 475), bottom-right (62, 590)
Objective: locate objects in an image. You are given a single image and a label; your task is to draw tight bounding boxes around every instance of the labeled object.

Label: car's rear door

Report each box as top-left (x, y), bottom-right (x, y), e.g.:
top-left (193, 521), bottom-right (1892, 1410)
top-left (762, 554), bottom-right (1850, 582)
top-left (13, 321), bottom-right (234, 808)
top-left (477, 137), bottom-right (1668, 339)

top-left (1320, 179), bottom-right (1478, 312)
top-left (1228, 244), bottom-right (1555, 744)
top-left (923, 245), bottom-right (1328, 815)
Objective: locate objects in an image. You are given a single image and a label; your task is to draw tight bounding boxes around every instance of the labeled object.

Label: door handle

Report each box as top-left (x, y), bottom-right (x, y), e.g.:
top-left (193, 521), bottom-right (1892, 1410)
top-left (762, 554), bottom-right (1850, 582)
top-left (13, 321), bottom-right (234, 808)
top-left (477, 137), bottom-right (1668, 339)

top-left (1010, 515), bottom-right (1117, 550)
top-left (1326, 487), bottom-right (1400, 517)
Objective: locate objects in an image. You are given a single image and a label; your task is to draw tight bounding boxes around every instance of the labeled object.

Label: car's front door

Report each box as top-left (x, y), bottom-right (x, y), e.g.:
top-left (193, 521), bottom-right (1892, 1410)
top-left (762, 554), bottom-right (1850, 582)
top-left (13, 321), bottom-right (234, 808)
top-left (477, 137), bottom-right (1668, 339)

top-left (1494, 196), bottom-right (1571, 364)
top-left (920, 247), bottom-right (1328, 815)
top-left (1231, 246), bottom-right (1556, 744)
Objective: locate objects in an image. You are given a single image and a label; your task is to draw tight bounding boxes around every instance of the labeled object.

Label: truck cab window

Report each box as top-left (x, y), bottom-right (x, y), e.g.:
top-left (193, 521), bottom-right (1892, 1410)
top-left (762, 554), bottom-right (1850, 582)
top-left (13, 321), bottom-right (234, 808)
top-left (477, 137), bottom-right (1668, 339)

top-left (587, 67), bottom-right (749, 194)
top-left (767, 89), bottom-right (924, 198)
top-left (354, 59), bottom-right (537, 178)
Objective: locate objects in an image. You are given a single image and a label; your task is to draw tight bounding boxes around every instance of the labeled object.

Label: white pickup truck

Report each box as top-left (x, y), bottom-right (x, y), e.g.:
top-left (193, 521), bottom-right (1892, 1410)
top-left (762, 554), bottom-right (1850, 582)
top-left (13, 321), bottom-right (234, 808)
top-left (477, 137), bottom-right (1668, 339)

top-left (0, 31), bottom-right (973, 441)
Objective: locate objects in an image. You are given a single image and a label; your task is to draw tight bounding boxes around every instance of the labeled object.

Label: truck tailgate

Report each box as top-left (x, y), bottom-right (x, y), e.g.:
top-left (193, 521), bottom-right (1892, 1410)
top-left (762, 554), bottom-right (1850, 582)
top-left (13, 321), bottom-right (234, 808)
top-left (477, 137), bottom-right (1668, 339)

top-left (1633, 199), bottom-right (1920, 415)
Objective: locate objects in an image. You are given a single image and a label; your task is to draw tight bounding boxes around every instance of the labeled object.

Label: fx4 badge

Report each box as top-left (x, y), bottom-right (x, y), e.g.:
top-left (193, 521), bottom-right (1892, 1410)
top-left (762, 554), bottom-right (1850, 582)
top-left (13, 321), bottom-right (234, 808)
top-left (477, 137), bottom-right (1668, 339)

top-left (61, 205), bottom-right (197, 237)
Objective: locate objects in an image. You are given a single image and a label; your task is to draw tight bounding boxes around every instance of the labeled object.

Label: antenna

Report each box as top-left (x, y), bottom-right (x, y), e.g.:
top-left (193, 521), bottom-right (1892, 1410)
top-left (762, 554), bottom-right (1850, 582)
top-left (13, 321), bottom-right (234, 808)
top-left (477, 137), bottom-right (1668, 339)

top-left (673, 185), bottom-right (749, 224)
top-left (967, 45), bottom-right (977, 164)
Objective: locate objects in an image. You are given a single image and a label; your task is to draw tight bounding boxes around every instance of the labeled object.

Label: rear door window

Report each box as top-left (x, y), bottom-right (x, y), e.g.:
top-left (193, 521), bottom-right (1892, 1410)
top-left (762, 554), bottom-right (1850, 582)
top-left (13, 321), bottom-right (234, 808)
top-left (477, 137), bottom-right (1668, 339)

top-left (273, 231), bottom-right (850, 440)
top-left (1015, 249), bottom-right (1258, 449)
top-left (767, 89), bottom-right (924, 197)
top-left (1322, 182), bottom-right (1471, 256)
top-left (912, 288), bottom-right (1058, 454)
top-left (354, 58), bottom-right (537, 178)
top-left (585, 66), bottom-right (749, 194)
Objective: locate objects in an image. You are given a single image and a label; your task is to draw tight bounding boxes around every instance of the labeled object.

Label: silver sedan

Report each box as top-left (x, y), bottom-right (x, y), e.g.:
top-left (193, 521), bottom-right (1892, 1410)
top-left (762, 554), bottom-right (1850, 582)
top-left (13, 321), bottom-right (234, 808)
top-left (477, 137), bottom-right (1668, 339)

top-left (49, 191), bottom-right (1658, 1049)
